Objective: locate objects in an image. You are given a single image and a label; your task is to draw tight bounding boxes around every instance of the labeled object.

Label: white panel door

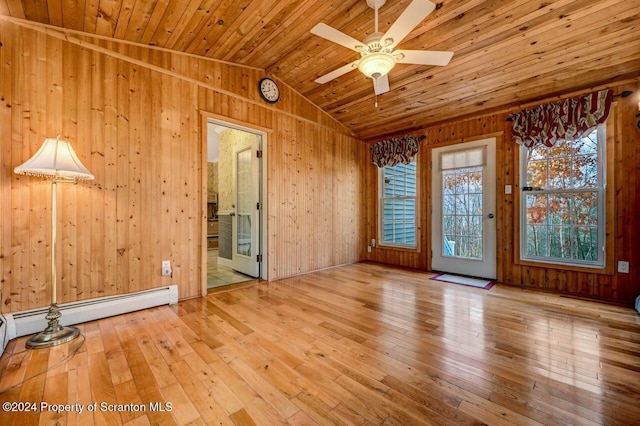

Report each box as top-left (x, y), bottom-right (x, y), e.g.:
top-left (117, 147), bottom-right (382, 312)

top-left (431, 138), bottom-right (497, 279)
top-left (231, 134), bottom-right (261, 277)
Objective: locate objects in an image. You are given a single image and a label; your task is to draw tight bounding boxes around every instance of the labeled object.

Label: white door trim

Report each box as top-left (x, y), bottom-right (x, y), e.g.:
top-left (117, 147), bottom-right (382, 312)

top-left (431, 137), bottom-right (497, 279)
top-left (202, 116), bottom-right (267, 296)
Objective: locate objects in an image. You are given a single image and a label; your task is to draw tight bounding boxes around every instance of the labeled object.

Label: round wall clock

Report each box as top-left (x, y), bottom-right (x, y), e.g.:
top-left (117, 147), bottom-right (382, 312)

top-left (259, 78), bottom-right (280, 103)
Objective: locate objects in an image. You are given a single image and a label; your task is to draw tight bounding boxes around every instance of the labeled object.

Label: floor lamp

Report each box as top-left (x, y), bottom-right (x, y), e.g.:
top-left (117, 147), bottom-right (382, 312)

top-left (14, 136), bottom-right (94, 349)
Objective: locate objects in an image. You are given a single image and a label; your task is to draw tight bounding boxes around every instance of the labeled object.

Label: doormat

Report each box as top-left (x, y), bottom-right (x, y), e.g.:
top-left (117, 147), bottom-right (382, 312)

top-left (430, 274), bottom-right (495, 290)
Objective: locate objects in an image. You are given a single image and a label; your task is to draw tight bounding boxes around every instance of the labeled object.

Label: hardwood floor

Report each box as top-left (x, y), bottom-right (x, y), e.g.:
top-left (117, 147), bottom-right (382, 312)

top-left (1, 262), bottom-right (640, 425)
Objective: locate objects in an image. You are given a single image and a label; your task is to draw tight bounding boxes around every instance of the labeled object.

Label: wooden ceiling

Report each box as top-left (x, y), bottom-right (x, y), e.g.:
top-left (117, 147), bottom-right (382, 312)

top-left (1, 0), bottom-right (639, 140)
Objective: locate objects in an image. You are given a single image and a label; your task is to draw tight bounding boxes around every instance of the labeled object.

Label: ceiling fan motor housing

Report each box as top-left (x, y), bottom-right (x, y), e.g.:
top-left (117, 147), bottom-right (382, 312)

top-left (361, 32), bottom-right (393, 54)
top-left (366, 0), bottom-right (387, 9)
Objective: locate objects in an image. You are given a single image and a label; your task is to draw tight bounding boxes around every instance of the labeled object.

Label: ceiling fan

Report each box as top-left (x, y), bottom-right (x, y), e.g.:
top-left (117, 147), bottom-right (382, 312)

top-left (311, 0), bottom-right (453, 96)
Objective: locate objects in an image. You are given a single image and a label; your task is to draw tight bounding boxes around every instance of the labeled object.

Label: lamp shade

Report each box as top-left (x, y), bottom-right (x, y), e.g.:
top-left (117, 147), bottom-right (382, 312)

top-left (14, 137), bottom-right (94, 180)
top-left (358, 52), bottom-right (396, 79)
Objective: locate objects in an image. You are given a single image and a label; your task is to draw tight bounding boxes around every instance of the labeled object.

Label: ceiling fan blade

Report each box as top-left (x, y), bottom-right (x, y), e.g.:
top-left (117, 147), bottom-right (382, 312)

top-left (311, 23), bottom-right (364, 52)
top-left (315, 61), bottom-right (358, 84)
top-left (382, 0), bottom-right (436, 48)
top-left (395, 50), bottom-right (453, 66)
top-left (373, 75), bottom-right (390, 95)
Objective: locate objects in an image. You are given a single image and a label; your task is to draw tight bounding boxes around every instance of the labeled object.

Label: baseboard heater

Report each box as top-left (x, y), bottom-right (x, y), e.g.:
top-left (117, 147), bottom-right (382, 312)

top-left (0, 285), bottom-right (178, 356)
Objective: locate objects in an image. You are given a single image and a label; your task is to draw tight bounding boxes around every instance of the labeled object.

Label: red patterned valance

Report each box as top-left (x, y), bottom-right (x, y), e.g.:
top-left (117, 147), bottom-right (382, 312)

top-left (370, 135), bottom-right (423, 168)
top-left (510, 89), bottom-right (613, 148)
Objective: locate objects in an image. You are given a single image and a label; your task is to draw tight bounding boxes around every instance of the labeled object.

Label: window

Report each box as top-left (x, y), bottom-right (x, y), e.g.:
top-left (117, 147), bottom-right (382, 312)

top-left (380, 161), bottom-right (416, 248)
top-left (441, 146), bottom-right (486, 259)
top-left (520, 127), bottom-right (605, 267)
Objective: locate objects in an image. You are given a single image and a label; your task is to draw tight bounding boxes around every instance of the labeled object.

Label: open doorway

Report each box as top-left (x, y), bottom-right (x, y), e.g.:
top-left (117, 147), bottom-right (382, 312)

top-left (205, 119), bottom-right (265, 290)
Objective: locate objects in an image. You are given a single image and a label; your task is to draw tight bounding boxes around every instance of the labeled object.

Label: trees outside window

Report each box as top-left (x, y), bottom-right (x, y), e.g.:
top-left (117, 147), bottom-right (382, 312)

top-left (520, 127), bottom-right (605, 267)
top-left (442, 167), bottom-right (483, 259)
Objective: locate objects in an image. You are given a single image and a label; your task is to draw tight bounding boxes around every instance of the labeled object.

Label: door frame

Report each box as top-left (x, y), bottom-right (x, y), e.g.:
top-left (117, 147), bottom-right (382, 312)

top-left (200, 113), bottom-right (269, 296)
top-left (430, 137), bottom-right (497, 279)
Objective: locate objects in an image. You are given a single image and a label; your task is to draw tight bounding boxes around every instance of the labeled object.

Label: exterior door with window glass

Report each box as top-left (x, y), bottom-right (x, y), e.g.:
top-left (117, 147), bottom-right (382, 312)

top-left (431, 138), bottom-right (497, 279)
top-left (232, 134), bottom-right (261, 277)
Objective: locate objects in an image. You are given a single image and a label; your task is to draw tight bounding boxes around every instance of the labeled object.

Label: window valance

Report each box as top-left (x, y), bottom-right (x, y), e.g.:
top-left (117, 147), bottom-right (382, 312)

top-left (370, 135), bottom-right (424, 168)
top-left (510, 89), bottom-right (613, 148)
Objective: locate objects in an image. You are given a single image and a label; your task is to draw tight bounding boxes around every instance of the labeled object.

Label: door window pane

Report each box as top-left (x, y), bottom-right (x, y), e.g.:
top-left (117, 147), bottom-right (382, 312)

top-left (442, 166), bottom-right (483, 260)
top-left (236, 149), bottom-right (252, 257)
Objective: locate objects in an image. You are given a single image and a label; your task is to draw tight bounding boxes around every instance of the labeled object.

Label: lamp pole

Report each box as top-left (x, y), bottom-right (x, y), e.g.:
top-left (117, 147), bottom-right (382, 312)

top-left (25, 178), bottom-right (80, 349)
top-left (52, 179), bottom-right (57, 305)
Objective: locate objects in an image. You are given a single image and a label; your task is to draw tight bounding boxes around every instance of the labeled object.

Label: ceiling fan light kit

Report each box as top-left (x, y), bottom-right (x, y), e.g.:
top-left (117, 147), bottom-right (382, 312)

top-left (311, 0), bottom-right (452, 99)
top-left (358, 52), bottom-right (396, 79)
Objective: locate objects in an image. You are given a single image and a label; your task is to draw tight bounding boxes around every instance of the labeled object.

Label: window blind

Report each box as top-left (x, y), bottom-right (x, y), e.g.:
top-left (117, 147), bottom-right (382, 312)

top-left (440, 146), bottom-right (486, 171)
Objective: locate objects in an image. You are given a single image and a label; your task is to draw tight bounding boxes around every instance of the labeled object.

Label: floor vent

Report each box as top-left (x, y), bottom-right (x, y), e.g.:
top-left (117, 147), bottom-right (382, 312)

top-left (1, 285), bottom-right (178, 356)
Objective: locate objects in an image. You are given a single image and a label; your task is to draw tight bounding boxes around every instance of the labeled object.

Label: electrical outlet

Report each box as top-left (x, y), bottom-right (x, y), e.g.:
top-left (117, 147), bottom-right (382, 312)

top-left (618, 261), bottom-right (629, 274)
top-left (367, 246), bottom-right (372, 253)
top-left (371, 239), bottom-right (376, 247)
top-left (162, 260), bottom-right (172, 276)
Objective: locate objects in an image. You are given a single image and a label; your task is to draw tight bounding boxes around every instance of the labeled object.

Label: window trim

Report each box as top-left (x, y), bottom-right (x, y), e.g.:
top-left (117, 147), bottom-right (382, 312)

top-left (378, 159), bottom-right (418, 249)
top-left (515, 122), bottom-right (615, 274)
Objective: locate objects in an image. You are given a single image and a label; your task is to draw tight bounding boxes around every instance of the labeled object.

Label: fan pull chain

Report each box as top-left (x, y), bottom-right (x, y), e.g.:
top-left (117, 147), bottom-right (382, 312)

top-left (375, 93), bottom-right (378, 108)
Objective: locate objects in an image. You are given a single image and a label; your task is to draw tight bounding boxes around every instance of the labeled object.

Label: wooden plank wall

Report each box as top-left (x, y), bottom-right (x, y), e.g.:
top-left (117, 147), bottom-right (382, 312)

top-left (364, 81), bottom-right (640, 305)
top-left (0, 21), bottom-right (365, 313)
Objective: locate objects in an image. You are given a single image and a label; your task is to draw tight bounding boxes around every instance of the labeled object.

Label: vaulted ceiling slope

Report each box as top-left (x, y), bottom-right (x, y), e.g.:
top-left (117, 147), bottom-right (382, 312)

top-left (2, 0), bottom-right (639, 140)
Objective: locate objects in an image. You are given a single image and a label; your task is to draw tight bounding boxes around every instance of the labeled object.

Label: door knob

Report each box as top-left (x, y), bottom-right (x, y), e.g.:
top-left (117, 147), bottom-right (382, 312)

top-left (487, 213), bottom-right (495, 219)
